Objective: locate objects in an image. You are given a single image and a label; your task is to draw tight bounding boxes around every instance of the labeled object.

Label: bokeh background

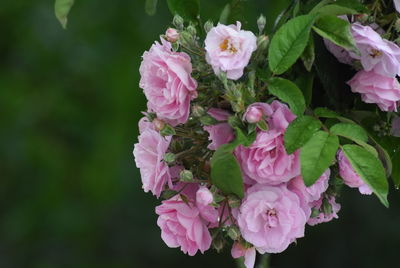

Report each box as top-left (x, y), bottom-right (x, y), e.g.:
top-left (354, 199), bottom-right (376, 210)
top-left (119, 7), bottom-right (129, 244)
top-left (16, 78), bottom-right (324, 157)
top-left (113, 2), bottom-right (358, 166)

top-left (1, 0), bottom-right (400, 267)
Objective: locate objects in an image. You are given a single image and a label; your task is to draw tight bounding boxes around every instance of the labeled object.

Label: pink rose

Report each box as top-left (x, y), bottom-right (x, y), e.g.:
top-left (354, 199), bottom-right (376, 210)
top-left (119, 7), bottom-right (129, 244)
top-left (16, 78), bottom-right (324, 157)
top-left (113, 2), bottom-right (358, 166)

top-left (156, 198), bottom-right (212, 256)
top-left (139, 39), bottom-right (197, 126)
top-left (203, 108), bottom-right (235, 150)
top-left (196, 186), bottom-right (218, 224)
top-left (237, 184), bottom-right (307, 254)
top-left (347, 70), bottom-right (400, 112)
top-left (231, 243), bottom-right (256, 268)
top-left (205, 22), bottom-right (257, 80)
top-left (337, 150), bottom-right (373, 195)
top-left (133, 118), bottom-right (172, 197)
top-left (350, 23), bottom-right (400, 77)
top-left (235, 130), bottom-right (300, 185)
top-left (288, 169), bottom-right (330, 203)
top-left (245, 106), bottom-right (264, 123)
top-left (307, 196), bottom-right (341, 226)
top-left (165, 28), bottom-right (179, 43)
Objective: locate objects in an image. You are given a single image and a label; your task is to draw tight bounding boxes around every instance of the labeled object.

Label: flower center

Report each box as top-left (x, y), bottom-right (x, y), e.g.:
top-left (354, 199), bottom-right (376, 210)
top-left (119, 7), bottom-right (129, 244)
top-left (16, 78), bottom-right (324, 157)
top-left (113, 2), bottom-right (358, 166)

top-left (219, 39), bottom-right (238, 53)
top-left (369, 49), bottom-right (382, 58)
top-left (265, 209), bottom-right (278, 228)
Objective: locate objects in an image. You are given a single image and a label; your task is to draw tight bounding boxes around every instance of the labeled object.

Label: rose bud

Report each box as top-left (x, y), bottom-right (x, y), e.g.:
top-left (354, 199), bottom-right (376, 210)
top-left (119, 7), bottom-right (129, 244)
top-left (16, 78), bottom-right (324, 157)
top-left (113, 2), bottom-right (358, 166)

top-left (165, 28), bottom-right (179, 43)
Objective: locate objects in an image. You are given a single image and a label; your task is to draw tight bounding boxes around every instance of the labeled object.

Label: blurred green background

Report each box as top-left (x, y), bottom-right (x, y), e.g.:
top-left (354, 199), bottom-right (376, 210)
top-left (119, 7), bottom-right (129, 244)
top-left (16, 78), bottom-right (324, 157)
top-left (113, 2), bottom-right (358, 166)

top-left (1, 0), bottom-right (400, 267)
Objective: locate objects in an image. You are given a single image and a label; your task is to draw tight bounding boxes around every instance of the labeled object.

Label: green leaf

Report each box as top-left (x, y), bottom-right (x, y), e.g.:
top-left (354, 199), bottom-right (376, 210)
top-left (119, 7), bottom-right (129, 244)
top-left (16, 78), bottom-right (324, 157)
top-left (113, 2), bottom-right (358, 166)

top-left (267, 77), bottom-right (306, 116)
top-left (268, 14), bottom-right (316, 75)
top-left (284, 115), bottom-right (321, 154)
top-left (145, 0), bottom-right (158, 16)
top-left (219, 4), bottom-right (231, 24)
top-left (312, 4), bottom-right (360, 16)
top-left (301, 33), bottom-right (315, 72)
top-left (233, 127), bottom-right (256, 147)
top-left (313, 15), bottom-right (358, 52)
top-left (295, 72), bottom-right (314, 106)
top-left (55, 0), bottom-right (75, 29)
top-left (167, 0), bottom-right (200, 21)
top-left (301, 131), bottom-right (339, 186)
top-left (330, 123), bottom-right (368, 143)
top-left (210, 144), bottom-right (244, 198)
top-left (334, 0), bottom-right (368, 13)
top-left (342, 144), bottom-right (389, 207)
top-left (314, 107), bottom-right (339, 118)
top-left (392, 152), bottom-right (400, 188)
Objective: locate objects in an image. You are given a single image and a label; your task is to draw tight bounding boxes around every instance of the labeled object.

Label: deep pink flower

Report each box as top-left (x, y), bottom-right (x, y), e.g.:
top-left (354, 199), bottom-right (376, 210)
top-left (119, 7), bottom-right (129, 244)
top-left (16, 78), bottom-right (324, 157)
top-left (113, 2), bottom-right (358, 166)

top-left (139, 39), bottom-right (197, 126)
top-left (307, 196), bottom-right (341, 226)
top-left (237, 184), bottom-right (307, 254)
top-left (245, 106), bottom-right (264, 123)
top-left (348, 70), bottom-right (400, 112)
top-left (350, 23), bottom-right (400, 77)
top-left (196, 186), bottom-right (218, 224)
top-left (133, 120), bottom-right (172, 198)
top-left (156, 198), bottom-right (212, 256)
top-left (337, 150), bottom-right (373, 195)
top-left (203, 108), bottom-right (235, 150)
top-left (205, 22), bottom-right (257, 80)
top-left (231, 243), bottom-right (256, 268)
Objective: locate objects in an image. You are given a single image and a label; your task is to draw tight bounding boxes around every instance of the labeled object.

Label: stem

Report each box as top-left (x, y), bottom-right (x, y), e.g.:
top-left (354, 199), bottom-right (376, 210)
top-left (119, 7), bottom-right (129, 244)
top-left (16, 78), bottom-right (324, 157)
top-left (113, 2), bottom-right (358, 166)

top-left (256, 253), bottom-right (270, 268)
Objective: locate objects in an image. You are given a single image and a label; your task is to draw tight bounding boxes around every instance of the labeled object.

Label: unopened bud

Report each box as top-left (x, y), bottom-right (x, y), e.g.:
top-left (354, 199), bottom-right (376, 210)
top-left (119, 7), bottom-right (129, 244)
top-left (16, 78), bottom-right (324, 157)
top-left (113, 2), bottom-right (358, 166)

top-left (257, 35), bottom-right (269, 51)
top-left (187, 24), bottom-right (197, 36)
top-left (354, 13), bottom-right (368, 23)
top-left (153, 118), bottom-right (165, 131)
top-left (395, 19), bottom-right (400, 33)
top-left (204, 20), bottom-right (214, 33)
top-left (180, 170), bottom-right (194, 182)
top-left (257, 14), bottom-right (266, 34)
top-left (160, 124), bottom-right (176, 136)
top-left (172, 15), bottom-right (184, 30)
top-left (163, 153), bottom-right (176, 164)
top-left (165, 28), bottom-right (179, 42)
top-left (245, 106), bottom-right (263, 123)
top-left (228, 195), bottom-right (241, 208)
top-left (200, 115), bottom-right (218, 126)
top-left (212, 236), bottom-right (225, 252)
top-left (227, 226), bottom-right (241, 240)
top-left (178, 31), bottom-right (193, 47)
top-left (192, 105), bottom-right (205, 117)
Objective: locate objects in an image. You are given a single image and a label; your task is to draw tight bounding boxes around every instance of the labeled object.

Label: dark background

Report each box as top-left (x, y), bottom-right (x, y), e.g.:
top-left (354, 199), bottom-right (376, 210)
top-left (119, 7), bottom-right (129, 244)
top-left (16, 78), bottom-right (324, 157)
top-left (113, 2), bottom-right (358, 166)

top-left (1, 0), bottom-right (399, 267)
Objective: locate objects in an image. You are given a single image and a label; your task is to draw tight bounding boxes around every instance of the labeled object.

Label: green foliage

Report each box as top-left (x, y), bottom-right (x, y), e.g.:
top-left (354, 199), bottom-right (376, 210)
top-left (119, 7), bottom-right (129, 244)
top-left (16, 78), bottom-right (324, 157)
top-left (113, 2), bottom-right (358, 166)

top-left (330, 123), bottom-right (368, 143)
top-left (300, 131), bottom-right (339, 186)
top-left (54, 0), bottom-right (74, 29)
top-left (167, 0), bottom-right (200, 21)
top-left (301, 34), bottom-right (315, 72)
top-left (268, 14), bottom-right (316, 75)
top-left (392, 153), bottom-right (400, 188)
top-left (145, 0), bottom-right (158, 15)
top-left (314, 107), bottom-right (340, 118)
top-left (267, 77), bottom-right (306, 116)
top-left (210, 144), bottom-right (244, 198)
top-left (313, 15), bottom-right (358, 52)
top-left (342, 145), bottom-right (389, 207)
top-left (284, 115), bottom-right (321, 155)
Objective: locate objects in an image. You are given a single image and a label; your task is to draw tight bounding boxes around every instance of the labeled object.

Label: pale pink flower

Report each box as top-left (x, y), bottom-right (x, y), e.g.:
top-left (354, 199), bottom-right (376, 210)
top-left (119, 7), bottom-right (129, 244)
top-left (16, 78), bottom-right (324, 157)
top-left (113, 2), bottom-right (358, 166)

top-left (235, 130), bottom-right (300, 185)
top-left (165, 28), bottom-right (179, 43)
top-left (203, 108), bottom-right (235, 150)
top-left (307, 196), bottom-right (341, 226)
top-left (237, 184), bottom-right (307, 254)
top-left (156, 198), bottom-right (212, 256)
top-left (394, 0), bottom-right (400, 13)
top-left (139, 39), bottom-right (197, 126)
top-left (350, 23), bottom-right (400, 77)
top-left (324, 39), bottom-right (354, 65)
top-left (348, 70), bottom-right (400, 112)
top-left (205, 22), bottom-right (257, 80)
top-left (288, 169), bottom-right (331, 203)
top-left (231, 243), bottom-right (256, 268)
top-left (196, 186), bottom-right (218, 224)
top-left (337, 150), bottom-right (373, 195)
top-left (133, 118), bottom-right (172, 197)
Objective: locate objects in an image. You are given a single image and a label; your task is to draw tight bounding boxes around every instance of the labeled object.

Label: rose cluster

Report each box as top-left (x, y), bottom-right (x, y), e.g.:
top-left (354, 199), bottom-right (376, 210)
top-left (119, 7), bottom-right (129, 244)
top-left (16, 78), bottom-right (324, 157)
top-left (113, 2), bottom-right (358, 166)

top-left (325, 16), bottom-right (400, 112)
top-left (133, 1), bottom-right (400, 266)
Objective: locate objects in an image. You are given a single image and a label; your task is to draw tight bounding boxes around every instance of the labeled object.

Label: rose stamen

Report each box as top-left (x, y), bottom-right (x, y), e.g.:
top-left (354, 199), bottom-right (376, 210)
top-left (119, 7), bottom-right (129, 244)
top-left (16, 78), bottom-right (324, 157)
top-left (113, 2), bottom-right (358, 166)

top-left (219, 39), bottom-right (237, 53)
top-left (369, 49), bottom-right (382, 58)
